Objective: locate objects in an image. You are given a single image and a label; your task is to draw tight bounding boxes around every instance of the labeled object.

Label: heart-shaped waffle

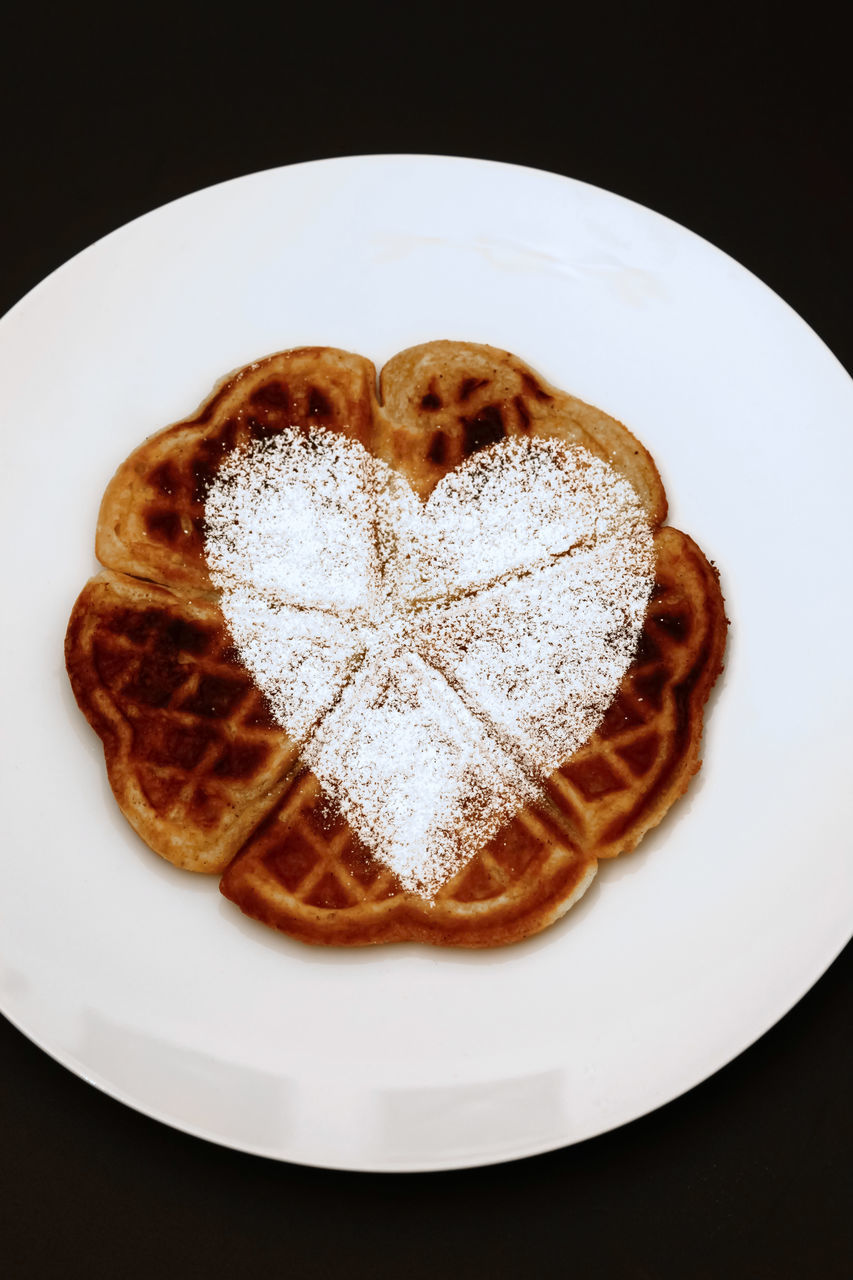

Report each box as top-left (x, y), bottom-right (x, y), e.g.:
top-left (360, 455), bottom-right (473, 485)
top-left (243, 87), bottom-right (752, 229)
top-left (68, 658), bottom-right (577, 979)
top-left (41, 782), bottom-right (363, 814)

top-left (66, 342), bottom-right (727, 946)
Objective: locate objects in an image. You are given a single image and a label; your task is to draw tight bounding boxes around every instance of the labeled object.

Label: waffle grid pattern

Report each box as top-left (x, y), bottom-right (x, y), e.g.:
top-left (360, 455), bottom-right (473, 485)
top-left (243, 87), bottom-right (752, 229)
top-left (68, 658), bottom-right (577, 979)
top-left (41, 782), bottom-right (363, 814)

top-left (67, 577), bottom-right (299, 869)
top-left (543, 576), bottom-right (699, 856)
top-left (221, 539), bottom-right (707, 942)
top-left (96, 349), bottom-right (379, 592)
top-left (221, 767), bottom-right (595, 946)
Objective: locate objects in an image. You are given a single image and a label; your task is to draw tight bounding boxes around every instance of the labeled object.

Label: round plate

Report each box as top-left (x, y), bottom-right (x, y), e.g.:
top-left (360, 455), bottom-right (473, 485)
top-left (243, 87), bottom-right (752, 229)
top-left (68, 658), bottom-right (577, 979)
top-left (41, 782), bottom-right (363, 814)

top-left (1, 156), bottom-right (850, 1172)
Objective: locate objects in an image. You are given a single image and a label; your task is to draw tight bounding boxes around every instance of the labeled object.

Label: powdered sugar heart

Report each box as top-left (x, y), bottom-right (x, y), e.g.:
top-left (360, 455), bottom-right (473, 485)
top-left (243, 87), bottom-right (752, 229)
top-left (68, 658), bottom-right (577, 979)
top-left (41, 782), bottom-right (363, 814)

top-left (204, 427), bottom-right (655, 896)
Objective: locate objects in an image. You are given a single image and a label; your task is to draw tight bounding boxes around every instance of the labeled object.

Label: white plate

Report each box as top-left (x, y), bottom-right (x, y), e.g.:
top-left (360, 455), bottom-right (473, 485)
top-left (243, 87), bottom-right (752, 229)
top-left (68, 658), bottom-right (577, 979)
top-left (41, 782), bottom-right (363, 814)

top-left (1, 155), bottom-right (851, 1172)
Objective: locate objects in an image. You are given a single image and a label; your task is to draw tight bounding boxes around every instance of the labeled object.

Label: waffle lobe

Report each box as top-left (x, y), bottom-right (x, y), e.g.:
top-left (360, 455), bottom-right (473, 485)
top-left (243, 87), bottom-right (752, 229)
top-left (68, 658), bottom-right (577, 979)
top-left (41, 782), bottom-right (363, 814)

top-left (65, 341), bottom-right (727, 946)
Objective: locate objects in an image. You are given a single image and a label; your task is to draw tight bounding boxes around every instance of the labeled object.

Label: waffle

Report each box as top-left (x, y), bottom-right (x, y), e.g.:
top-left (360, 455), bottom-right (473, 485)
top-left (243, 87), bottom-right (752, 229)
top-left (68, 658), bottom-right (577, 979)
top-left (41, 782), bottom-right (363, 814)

top-left (66, 341), bottom-right (727, 945)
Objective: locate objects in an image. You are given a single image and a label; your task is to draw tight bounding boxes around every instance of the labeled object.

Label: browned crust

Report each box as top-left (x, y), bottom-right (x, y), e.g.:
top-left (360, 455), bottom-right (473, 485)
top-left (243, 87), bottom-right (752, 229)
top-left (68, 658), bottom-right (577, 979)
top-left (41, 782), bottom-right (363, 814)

top-left (221, 808), bottom-right (598, 949)
top-left (377, 340), bottom-right (668, 524)
top-left (219, 525), bottom-right (727, 946)
top-left (65, 571), bottom-right (300, 872)
top-left (219, 773), bottom-right (596, 947)
top-left (597, 530), bottom-right (727, 854)
top-left (96, 347), bottom-right (379, 591)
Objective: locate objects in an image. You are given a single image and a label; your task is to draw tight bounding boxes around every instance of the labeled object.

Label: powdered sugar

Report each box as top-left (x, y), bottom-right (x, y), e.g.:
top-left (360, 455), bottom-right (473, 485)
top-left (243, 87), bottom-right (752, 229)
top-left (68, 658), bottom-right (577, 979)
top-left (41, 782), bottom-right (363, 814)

top-left (204, 427), bottom-right (655, 897)
top-left (205, 431), bottom-right (382, 614)
top-left (309, 651), bottom-right (538, 896)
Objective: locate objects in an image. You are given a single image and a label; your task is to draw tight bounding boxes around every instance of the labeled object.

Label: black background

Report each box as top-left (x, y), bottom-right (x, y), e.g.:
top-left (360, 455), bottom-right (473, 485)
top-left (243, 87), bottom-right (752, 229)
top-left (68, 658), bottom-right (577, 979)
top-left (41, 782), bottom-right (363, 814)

top-left (2, 5), bottom-right (851, 1276)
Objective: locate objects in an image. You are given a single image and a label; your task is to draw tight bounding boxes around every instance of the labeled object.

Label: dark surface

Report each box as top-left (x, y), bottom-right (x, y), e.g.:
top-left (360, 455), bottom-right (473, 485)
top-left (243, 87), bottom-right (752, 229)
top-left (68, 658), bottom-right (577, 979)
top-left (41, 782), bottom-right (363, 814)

top-left (2, 5), bottom-right (851, 1277)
